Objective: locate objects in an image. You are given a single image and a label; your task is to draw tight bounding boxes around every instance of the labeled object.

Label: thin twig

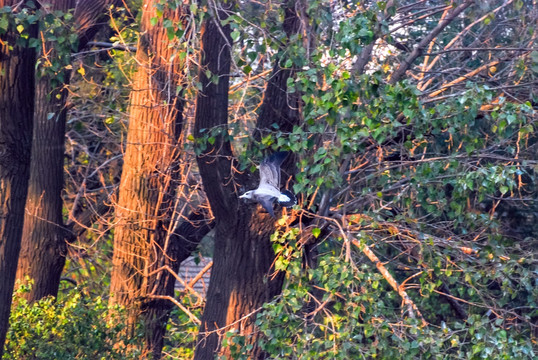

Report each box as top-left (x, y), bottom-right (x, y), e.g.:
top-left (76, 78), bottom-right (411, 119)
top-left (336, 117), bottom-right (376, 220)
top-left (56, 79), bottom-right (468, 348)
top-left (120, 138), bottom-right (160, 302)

top-left (425, 47), bottom-right (538, 55)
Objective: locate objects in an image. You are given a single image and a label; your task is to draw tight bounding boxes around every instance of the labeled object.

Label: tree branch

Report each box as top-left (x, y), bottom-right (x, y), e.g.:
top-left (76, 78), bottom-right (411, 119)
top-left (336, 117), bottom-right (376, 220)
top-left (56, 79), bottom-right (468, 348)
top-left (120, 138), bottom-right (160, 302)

top-left (426, 60), bottom-right (499, 98)
top-left (85, 41), bottom-right (136, 52)
top-left (353, 0), bottom-right (395, 75)
top-left (351, 238), bottom-right (428, 327)
top-left (425, 47), bottom-right (538, 55)
top-left (389, 1), bottom-right (473, 85)
top-left (148, 295), bottom-right (201, 325)
top-left (194, 3), bottom-right (236, 222)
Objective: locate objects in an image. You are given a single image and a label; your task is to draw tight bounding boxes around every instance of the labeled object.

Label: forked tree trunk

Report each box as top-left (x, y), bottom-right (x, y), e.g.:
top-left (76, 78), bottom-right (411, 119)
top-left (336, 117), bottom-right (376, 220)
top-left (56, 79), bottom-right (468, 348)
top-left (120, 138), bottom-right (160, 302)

top-left (193, 2), bottom-right (301, 359)
top-left (16, 0), bottom-right (122, 302)
top-left (108, 1), bottom-right (189, 358)
top-left (0, 1), bottom-right (38, 356)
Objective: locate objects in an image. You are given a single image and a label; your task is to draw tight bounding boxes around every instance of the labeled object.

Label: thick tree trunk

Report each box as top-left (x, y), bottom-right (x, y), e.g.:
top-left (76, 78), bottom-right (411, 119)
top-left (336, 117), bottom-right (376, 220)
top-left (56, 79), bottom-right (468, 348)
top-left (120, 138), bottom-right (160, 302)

top-left (15, 0), bottom-right (121, 302)
top-left (0, 1), bottom-right (38, 356)
top-left (193, 2), bottom-right (301, 359)
top-left (194, 212), bottom-right (287, 360)
top-left (109, 1), bottom-right (189, 358)
top-left (15, 72), bottom-right (68, 301)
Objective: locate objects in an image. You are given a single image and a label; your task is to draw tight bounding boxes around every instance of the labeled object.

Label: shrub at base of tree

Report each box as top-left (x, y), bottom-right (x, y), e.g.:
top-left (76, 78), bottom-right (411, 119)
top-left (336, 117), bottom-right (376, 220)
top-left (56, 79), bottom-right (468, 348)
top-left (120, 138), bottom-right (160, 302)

top-left (5, 284), bottom-right (141, 360)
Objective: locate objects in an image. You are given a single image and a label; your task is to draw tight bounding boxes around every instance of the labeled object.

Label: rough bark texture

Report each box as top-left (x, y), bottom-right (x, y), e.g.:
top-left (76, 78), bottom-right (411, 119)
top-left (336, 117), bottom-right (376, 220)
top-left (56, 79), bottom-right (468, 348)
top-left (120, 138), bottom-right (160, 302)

top-left (108, 1), bottom-right (189, 358)
top-left (74, 0), bottom-right (120, 50)
top-left (15, 0), bottom-right (122, 303)
top-left (0, 1), bottom-right (38, 356)
top-left (193, 2), bottom-right (301, 359)
top-left (15, 70), bottom-right (69, 301)
top-left (173, 208), bottom-right (214, 265)
top-left (254, 5), bottom-right (302, 140)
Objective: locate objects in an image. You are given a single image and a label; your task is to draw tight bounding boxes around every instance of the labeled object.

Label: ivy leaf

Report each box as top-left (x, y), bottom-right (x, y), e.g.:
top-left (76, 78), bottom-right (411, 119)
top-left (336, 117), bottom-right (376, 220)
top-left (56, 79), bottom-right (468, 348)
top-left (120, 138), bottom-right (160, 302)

top-left (231, 30), bottom-right (240, 42)
top-left (0, 16), bottom-right (8, 32)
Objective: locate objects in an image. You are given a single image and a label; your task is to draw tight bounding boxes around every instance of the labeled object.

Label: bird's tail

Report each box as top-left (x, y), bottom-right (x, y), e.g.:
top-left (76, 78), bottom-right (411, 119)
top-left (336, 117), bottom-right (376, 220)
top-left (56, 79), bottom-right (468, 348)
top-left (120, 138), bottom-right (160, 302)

top-left (278, 190), bottom-right (296, 208)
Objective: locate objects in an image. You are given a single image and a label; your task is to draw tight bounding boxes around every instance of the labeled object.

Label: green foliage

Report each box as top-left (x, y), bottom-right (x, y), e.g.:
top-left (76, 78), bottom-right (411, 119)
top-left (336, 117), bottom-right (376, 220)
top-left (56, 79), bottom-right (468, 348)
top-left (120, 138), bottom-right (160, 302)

top-left (161, 293), bottom-right (204, 359)
top-left (0, 2), bottom-right (39, 44)
top-left (0, 4), bottom-right (81, 89)
top-left (224, 0), bottom-right (537, 358)
top-left (5, 285), bottom-right (140, 360)
top-left (247, 242), bottom-right (536, 359)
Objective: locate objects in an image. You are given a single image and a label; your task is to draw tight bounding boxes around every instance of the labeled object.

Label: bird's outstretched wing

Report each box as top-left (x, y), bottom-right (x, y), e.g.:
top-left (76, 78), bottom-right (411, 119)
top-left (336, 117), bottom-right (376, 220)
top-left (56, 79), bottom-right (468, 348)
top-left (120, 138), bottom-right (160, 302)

top-left (258, 195), bottom-right (276, 218)
top-left (259, 151), bottom-right (288, 191)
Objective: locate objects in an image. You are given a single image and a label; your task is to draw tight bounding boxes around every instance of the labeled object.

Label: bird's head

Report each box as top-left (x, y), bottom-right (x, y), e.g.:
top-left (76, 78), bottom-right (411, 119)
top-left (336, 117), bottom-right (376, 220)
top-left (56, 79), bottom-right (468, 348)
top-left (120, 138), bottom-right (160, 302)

top-left (239, 190), bottom-right (254, 200)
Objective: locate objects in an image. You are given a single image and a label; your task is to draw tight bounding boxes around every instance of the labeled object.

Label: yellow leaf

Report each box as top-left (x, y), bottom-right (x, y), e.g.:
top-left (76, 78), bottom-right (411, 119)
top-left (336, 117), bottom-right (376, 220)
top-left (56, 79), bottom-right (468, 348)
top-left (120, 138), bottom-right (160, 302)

top-left (77, 65), bottom-right (85, 76)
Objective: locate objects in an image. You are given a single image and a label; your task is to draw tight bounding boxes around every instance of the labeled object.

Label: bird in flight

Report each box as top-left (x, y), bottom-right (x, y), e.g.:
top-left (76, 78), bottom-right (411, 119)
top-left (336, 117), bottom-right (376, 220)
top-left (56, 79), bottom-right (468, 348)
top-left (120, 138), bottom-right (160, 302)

top-left (239, 151), bottom-right (296, 218)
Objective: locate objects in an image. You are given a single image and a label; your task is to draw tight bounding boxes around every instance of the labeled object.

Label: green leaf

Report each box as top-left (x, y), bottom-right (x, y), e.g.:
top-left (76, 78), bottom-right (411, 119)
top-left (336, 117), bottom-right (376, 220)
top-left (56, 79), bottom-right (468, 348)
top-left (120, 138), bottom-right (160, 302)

top-left (284, 58), bottom-right (293, 68)
top-left (189, 2), bottom-right (198, 15)
top-left (231, 30), bottom-right (240, 42)
top-left (0, 16), bottom-right (8, 31)
top-left (312, 228), bottom-right (321, 238)
top-left (506, 114), bottom-right (516, 124)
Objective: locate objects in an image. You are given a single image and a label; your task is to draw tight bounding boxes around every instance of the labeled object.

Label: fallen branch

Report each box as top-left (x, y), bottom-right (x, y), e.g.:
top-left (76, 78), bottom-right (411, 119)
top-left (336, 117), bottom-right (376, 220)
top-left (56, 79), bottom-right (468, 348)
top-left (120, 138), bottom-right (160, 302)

top-left (427, 60), bottom-right (500, 98)
top-left (351, 238), bottom-right (428, 327)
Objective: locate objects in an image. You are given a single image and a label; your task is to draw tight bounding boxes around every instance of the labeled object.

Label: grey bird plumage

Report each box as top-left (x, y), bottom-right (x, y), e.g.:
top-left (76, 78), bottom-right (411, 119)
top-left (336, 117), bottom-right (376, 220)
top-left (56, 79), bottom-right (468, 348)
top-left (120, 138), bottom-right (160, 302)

top-left (239, 151), bottom-right (296, 217)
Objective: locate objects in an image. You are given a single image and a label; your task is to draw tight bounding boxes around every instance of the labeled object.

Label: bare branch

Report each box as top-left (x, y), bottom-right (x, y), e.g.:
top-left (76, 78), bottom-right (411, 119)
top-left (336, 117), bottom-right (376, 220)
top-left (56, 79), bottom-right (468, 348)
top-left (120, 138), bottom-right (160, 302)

top-left (426, 60), bottom-right (500, 98)
top-left (351, 238), bottom-right (428, 327)
top-left (148, 295), bottom-right (201, 325)
top-left (425, 47), bottom-right (538, 55)
top-left (389, 1), bottom-right (474, 85)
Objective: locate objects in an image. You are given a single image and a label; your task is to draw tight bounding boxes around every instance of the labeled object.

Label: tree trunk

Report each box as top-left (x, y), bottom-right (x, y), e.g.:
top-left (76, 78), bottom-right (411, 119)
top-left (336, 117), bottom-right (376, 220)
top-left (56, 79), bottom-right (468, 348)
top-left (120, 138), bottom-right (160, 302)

top-left (193, 2), bottom-right (301, 358)
top-left (15, 0), bottom-right (121, 302)
top-left (0, 1), bottom-right (38, 356)
top-left (15, 69), bottom-right (69, 301)
top-left (109, 1), bottom-right (190, 358)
